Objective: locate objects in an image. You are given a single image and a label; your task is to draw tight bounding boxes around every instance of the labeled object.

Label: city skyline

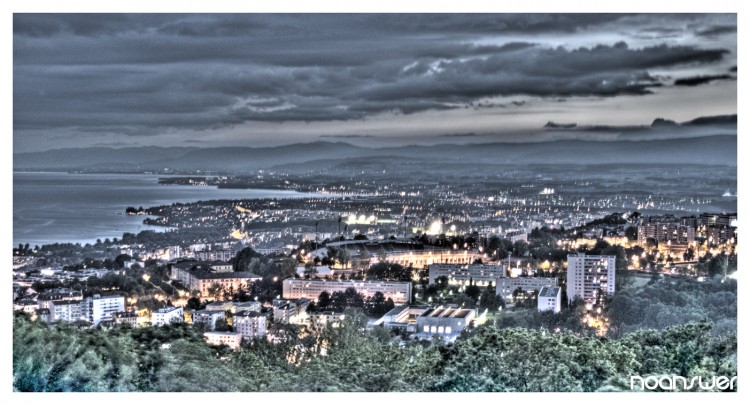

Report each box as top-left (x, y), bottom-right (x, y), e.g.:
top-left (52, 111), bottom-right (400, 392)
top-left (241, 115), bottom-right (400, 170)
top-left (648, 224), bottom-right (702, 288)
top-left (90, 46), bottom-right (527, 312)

top-left (13, 13), bottom-right (737, 153)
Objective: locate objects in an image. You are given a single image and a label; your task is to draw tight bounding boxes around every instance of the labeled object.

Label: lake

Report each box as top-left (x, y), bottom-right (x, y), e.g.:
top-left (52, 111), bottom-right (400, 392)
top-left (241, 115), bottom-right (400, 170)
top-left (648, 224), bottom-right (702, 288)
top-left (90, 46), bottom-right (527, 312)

top-left (13, 172), bottom-right (331, 247)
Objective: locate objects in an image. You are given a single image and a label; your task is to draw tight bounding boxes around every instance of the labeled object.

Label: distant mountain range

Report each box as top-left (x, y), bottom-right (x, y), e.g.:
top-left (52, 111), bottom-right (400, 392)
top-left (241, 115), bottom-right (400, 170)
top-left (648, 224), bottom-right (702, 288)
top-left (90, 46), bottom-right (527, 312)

top-left (14, 134), bottom-right (736, 173)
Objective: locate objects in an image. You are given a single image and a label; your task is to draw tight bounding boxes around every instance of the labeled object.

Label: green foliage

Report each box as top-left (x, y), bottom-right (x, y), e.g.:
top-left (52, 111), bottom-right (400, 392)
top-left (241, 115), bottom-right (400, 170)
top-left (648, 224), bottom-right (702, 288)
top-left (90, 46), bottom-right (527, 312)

top-left (366, 261), bottom-right (413, 281)
top-left (606, 278), bottom-right (736, 337)
top-left (14, 307), bottom-right (737, 392)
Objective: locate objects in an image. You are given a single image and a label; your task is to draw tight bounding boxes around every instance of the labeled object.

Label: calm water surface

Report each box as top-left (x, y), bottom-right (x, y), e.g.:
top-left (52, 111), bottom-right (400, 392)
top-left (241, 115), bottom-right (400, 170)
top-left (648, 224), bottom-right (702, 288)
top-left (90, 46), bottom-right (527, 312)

top-left (13, 172), bottom-right (329, 247)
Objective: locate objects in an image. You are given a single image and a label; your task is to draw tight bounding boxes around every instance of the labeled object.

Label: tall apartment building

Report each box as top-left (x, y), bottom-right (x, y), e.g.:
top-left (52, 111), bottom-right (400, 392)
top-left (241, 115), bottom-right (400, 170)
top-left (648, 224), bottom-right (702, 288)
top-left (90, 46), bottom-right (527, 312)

top-left (282, 278), bottom-right (412, 304)
top-left (81, 295), bottom-right (125, 326)
top-left (233, 310), bottom-right (267, 339)
top-left (49, 299), bottom-right (82, 322)
top-left (566, 253), bottom-right (616, 304)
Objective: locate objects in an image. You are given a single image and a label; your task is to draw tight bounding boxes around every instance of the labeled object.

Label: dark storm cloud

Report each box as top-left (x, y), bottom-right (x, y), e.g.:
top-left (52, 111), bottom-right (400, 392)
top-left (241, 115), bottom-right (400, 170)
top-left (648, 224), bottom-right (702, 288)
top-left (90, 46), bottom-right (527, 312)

top-left (674, 74), bottom-right (733, 86)
top-left (13, 14), bottom-right (735, 139)
top-left (696, 25), bottom-right (737, 37)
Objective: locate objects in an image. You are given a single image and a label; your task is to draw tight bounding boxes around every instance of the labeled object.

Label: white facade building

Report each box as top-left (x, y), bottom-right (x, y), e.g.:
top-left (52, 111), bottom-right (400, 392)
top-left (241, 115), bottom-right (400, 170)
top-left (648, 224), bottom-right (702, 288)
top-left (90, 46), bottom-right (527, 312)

top-left (537, 286), bottom-right (561, 313)
top-left (428, 263), bottom-right (505, 286)
top-left (191, 310), bottom-right (225, 330)
top-left (49, 300), bottom-right (82, 322)
top-left (81, 295), bottom-right (125, 326)
top-left (204, 331), bottom-right (242, 350)
top-left (282, 279), bottom-right (412, 304)
top-left (233, 311), bottom-right (267, 339)
top-left (152, 306), bottom-right (184, 326)
top-left (566, 253), bottom-right (616, 304)
top-left (496, 277), bottom-right (557, 300)
top-left (272, 299), bottom-right (310, 325)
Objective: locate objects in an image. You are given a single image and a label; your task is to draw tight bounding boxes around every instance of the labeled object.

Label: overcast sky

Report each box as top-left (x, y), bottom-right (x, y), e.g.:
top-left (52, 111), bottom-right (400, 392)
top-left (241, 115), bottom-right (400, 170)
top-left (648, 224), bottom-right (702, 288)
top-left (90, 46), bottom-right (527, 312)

top-left (13, 13), bottom-right (737, 152)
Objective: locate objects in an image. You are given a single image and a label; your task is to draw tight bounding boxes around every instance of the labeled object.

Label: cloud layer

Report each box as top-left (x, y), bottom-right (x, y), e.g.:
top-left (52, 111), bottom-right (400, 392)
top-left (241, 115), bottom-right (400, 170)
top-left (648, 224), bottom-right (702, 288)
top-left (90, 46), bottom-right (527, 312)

top-left (13, 14), bottom-right (737, 151)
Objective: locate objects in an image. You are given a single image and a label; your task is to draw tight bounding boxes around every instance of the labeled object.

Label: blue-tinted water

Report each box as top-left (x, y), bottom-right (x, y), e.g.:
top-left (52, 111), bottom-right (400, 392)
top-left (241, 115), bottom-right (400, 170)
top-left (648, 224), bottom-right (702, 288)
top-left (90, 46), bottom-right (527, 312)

top-left (13, 172), bottom-right (328, 247)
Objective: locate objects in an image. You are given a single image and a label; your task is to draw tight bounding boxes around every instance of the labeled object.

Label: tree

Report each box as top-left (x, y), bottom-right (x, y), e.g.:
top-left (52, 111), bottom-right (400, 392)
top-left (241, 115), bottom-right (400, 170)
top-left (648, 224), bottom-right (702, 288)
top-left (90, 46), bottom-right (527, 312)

top-left (708, 254), bottom-right (728, 278)
top-left (366, 291), bottom-right (394, 317)
top-left (303, 262), bottom-right (318, 278)
top-left (330, 288), bottom-right (365, 311)
top-left (317, 291), bottom-right (332, 309)
top-left (366, 262), bottom-right (411, 281)
top-left (464, 285), bottom-right (481, 301)
top-left (207, 283), bottom-right (224, 301)
top-left (233, 247), bottom-right (261, 272)
top-left (186, 297), bottom-right (202, 310)
top-left (214, 317), bottom-right (231, 332)
top-left (513, 240), bottom-right (529, 257)
top-left (478, 283), bottom-right (504, 312)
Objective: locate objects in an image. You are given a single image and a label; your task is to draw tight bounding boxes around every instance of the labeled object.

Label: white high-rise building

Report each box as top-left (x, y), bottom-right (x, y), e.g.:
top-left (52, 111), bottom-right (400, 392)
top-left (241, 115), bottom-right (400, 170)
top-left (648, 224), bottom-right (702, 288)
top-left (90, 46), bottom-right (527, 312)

top-left (234, 311), bottom-right (267, 339)
top-left (566, 253), bottom-right (616, 304)
top-left (81, 295), bottom-right (125, 325)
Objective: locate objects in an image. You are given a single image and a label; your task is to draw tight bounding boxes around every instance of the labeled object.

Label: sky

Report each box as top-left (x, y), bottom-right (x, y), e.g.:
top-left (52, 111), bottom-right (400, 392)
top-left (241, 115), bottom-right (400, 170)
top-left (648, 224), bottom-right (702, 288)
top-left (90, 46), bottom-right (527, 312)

top-left (13, 13), bottom-right (737, 153)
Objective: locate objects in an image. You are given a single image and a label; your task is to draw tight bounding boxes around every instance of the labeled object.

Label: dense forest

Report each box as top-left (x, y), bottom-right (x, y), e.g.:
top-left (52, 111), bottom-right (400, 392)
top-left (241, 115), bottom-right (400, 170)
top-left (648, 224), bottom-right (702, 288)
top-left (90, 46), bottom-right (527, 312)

top-left (13, 301), bottom-right (736, 392)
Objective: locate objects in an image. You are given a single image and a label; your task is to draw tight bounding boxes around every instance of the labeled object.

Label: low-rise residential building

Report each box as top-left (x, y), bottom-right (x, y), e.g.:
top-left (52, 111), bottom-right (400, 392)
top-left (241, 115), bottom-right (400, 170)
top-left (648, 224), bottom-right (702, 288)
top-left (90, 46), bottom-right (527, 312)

top-left (309, 311), bottom-right (346, 328)
top-left (194, 250), bottom-right (238, 262)
top-left (428, 263), bottom-right (505, 286)
top-left (191, 310), bottom-right (226, 330)
top-left (233, 310), bottom-right (267, 339)
top-left (152, 306), bottom-right (184, 326)
top-left (34, 308), bottom-right (51, 323)
top-left (113, 311), bottom-right (138, 326)
top-left (272, 298), bottom-right (310, 325)
top-left (204, 331), bottom-right (242, 350)
top-left (205, 301), bottom-right (235, 312)
top-left (13, 298), bottom-right (39, 314)
top-left (234, 301), bottom-right (262, 313)
top-left (537, 286), bottom-right (561, 313)
top-left (496, 277), bottom-right (558, 300)
top-left (171, 262), bottom-right (261, 297)
top-left (282, 279), bottom-right (412, 304)
top-left (37, 288), bottom-right (83, 309)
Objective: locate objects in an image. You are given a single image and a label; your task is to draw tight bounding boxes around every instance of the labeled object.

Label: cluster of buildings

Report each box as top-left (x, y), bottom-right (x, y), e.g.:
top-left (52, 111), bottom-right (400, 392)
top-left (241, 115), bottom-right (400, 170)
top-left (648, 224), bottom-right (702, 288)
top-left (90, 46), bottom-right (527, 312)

top-left (427, 263), bottom-right (558, 302)
top-left (21, 290), bottom-right (127, 326)
top-left (374, 305), bottom-right (482, 342)
top-left (636, 212), bottom-right (737, 247)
